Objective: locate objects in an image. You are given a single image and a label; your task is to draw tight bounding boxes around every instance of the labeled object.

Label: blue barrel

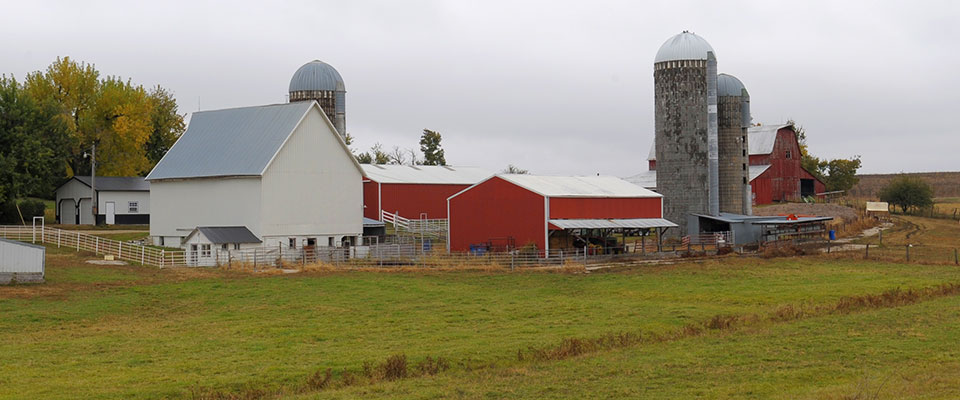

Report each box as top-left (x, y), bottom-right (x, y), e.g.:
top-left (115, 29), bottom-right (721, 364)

top-left (829, 230), bottom-right (836, 240)
top-left (423, 239), bottom-right (432, 252)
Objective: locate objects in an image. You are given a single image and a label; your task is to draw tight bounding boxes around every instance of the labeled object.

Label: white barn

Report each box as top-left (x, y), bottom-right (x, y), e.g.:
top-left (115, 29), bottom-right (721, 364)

top-left (146, 101), bottom-right (364, 249)
top-left (54, 176), bottom-right (150, 225)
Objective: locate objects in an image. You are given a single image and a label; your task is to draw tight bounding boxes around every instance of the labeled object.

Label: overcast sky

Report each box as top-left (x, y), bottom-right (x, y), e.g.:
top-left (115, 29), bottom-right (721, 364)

top-left (3, 0), bottom-right (958, 175)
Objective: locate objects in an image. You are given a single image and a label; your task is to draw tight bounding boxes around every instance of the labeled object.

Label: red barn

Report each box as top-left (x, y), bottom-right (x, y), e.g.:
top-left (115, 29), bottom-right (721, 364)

top-left (447, 175), bottom-right (675, 253)
top-left (362, 165), bottom-right (492, 220)
top-left (637, 123), bottom-right (825, 205)
top-left (747, 124), bottom-right (825, 203)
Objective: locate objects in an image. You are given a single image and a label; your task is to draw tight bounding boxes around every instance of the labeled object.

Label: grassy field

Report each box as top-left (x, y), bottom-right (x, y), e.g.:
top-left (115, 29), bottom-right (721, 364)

top-left (2, 241), bottom-right (960, 399)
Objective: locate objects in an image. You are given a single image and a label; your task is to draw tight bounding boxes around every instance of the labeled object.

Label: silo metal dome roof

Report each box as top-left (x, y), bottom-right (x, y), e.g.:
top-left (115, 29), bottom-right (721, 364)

top-left (717, 73), bottom-right (748, 97)
top-left (288, 60), bottom-right (345, 92)
top-left (654, 31), bottom-right (715, 63)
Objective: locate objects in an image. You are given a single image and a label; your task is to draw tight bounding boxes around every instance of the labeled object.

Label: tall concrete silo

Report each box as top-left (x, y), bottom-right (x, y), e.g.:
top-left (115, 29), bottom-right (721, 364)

top-left (717, 73), bottom-right (752, 215)
top-left (289, 60), bottom-right (346, 137)
top-left (654, 31), bottom-right (719, 234)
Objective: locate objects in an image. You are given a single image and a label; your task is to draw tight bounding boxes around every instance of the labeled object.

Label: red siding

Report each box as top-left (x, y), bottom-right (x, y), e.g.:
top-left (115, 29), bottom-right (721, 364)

top-left (549, 197), bottom-right (662, 221)
top-left (799, 168), bottom-right (827, 194)
top-left (751, 172), bottom-right (773, 205)
top-left (448, 177), bottom-right (545, 252)
top-left (649, 160), bottom-right (656, 171)
top-left (362, 180), bottom-right (380, 219)
top-left (362, 180), bottom-right (470, 220)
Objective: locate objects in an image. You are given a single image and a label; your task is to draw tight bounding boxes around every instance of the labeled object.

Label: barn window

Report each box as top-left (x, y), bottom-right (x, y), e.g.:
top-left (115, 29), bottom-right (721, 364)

top-left (289, 238), bottom-right (297, 249)
top-left (128, 201), bottom-right (138, 213)
top-left (234, 243), bottom-right (240, 250)
top-left (201, 244), bottom-right (211, 257)
top-left (328, 237), bottom-right (335, 247)
top-left (785, 150), bottom-right (792, 159)
top-left (743, 177), bottom-right (747, 184)
top-left (221, 244), bottom-right (228, 251)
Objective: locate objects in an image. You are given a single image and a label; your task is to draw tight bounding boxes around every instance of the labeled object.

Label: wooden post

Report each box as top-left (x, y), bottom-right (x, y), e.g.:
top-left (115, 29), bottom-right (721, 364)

top-left (95, 237), bottom-right (99, 254)
top-left (58, 229), bottom-right (61, 248)
top-left (161, 250), bottom-right (165, 269)
top-left (906, 244), bottom-right (910, 262)
top-left (77, 233), bottom-right (80, 251)
top-left (141, 246), bottom-right (145, 265)
top-left (119, 241), bottom-right (122, 259)
top-left (864, 243), bottom-right (869, 259)
top-left (878, 229), bottom-right (882, 245)
top-left (955, 248), bottom-right (958, 265)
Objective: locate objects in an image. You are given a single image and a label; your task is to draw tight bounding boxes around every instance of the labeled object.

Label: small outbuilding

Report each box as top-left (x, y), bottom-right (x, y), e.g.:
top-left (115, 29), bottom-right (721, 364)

top-left (866, 202), bottom-right (890, 219)
top-left (183, 226), bottom-right (262, 266)
top-left (362, 165), bottom-right (492, 220)
top-left (0, 238), bottom-right (45, 284)
top-left (447, 175), bottom-right (675, 253)
top-left (54, 176), bottom-right (150, 225)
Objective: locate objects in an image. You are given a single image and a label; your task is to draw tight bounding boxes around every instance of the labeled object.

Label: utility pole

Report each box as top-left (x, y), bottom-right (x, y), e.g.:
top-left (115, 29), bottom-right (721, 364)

top-left (90, 143), bottom-right (97, 225)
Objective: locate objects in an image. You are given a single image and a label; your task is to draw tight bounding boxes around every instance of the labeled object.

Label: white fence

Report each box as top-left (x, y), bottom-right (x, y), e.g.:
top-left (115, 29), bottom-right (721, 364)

top-left (0, 237), bottom-right (45, 283)
top-left (0, 225), bottom-right (187, 268)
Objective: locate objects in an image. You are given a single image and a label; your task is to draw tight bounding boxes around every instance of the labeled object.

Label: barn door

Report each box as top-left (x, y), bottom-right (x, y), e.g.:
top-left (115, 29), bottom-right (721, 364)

top-left (105, 202), bottom-right (115, 225)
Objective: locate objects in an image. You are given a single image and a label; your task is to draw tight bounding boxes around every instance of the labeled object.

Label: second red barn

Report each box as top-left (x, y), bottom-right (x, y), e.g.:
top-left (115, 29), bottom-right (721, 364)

top-left (362, 165), bottom-right (493, 221)
top-left (447, 175), bottom-right (676, 253)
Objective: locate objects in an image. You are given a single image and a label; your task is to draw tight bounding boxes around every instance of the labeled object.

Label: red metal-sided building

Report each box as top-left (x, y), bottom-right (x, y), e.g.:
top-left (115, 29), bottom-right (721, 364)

top-left (636, 123), bottom-right (825, 205)
top-left (447, 175), bottom-right (676, 253)
top-left (362, 165), bottom-right (492, 220)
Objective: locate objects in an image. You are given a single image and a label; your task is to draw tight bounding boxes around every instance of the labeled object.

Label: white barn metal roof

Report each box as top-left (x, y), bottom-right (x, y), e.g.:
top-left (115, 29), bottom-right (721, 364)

top-left (624, 170), bottom-right (658, 190)
top-left (147, 101), bottom-right (359, 180)
top-left (497, 175), bottom-right (661, 198)
top-left (362, 165), bottom-right (493, 185)
top-left (749, 165), bottom-right (770, 181)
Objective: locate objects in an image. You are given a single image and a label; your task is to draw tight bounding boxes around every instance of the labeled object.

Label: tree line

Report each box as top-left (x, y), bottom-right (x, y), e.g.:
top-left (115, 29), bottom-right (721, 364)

top-left (353, 129), bottom-right (447, 166)
top-left (0, 57), bottom-right (184, 207)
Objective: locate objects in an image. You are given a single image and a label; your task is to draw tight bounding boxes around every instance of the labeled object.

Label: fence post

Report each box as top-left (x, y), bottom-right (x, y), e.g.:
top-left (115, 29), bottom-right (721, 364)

top-left (906, 244), bottom-right (910, 262)
top-left (583, 246), bottom-right (587, 262)
top-left (864, 243), bottom-right (869, 259)
top-left (161, 250), bottom-right (165, 269)
top-left (58, 229), bottom-right (61, 248)
top-left (879, 229), bottom-right (882, 245)
top-left (77, 233), bottom-right (80, 251)
top-left (141, 246), bottom-right (145, 265)
top-left (119, 241), bottom-right (122, 259)
top-left (511, 252), bottom-right (515, 271)
top-left (95, 237), bottom-right (99, 254)
top-left (955, 248), bottom-right (958, 265)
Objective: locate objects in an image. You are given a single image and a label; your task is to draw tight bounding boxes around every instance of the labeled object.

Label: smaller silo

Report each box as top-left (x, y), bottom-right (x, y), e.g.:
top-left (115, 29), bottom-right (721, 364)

top-left (717, 73), bottom-right (751, 215)
top-left (289, 60), bottom-right (347, 137)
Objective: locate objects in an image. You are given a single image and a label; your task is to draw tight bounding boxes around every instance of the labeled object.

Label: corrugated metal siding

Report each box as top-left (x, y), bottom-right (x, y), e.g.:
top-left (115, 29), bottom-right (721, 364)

top-left (448, 176), bottom-right (545, 252)
top-left (147, 102), bottom-right (312, 180)
top-left (378, 183), bottom-right (470, 219)
top-left (0, 238), bottom-right (44, 276)
top-left (548, 218), bottom-right (676, 230)
top-left (549, 197), bottom-right (663, 220)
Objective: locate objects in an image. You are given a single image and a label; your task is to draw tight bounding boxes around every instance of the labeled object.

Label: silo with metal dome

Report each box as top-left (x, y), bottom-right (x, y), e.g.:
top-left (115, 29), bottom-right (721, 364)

top-left (289, 60), bottom-right (346, 137)
top-left (653, 31), bottom-right (719, 234)
top-left (717, 73), bottom-right (751, 215)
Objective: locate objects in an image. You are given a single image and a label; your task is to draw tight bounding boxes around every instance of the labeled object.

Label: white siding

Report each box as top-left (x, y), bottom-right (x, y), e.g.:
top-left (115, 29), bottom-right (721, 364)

top-left (0, 238), bottom-right (44, 283)
top-left (149, 177), bottom-right (262, 243)
top-left (98, 191), bottom-right (150, 215)
top-left (260, 107), bottom-right (363, 239)
top-left (55, 179), bottom-right (93, 225)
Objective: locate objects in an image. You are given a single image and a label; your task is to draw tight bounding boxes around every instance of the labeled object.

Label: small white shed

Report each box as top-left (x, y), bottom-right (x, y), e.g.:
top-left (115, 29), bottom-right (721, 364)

top-left (183, 226), bottom-right (262, 266)
top-left (0, 238), bottom-right (45, 284)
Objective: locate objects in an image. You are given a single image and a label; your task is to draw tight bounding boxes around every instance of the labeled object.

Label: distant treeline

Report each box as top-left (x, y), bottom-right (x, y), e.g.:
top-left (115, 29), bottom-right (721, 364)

top-left (849, 172), bottom-right (960, 199)
top-left (0, 57), bottom-right (184, 205)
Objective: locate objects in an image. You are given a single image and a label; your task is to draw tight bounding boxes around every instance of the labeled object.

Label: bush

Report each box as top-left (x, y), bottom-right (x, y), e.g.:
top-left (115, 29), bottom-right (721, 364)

top-left (879, 176), bottom-right (934, 213)
top-left (0, 199), bottom-right (45, 224)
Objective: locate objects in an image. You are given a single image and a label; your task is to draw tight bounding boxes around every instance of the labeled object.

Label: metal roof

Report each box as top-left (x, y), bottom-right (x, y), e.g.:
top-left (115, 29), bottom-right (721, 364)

top-left (654, 31), bottom-right (715, 63)
top-left (363, 217), bottom-right (385, 227)
top-left (497, 175), bottom-right (661, 198)
top-left (748, 124), bottom-right (792, 155)
top-left (752, 216), bottom-right (834, 224)
top-left (362, 165), bottom-right (493, 185)
top-left (147, 102), bottom-right (352, 180)
top-left (549, 218), bottom-right (677, 230)
top-left (749, 165), bottom-right (770, 181)
top-left (623, 170), bottom-right (658, 190)
top-left (717, 73), bottom-right (748, 97)
top-left (194, 226), bottom-right (261, 244)
top-left (289, 60), bottom-right (345, 93)
top-left (71, 176), bottom-right (149, 191)
top-left (646, 123), bottom-right (792, 162)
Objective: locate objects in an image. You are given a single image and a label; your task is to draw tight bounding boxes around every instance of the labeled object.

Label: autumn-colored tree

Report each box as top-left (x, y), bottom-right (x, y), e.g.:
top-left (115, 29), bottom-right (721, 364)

top-left (24, 57), bottom-right (170, 177)
top-left (144, 86), bottom-right (185, 171)
top-left (787, 120), bottom-right (861, 192)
